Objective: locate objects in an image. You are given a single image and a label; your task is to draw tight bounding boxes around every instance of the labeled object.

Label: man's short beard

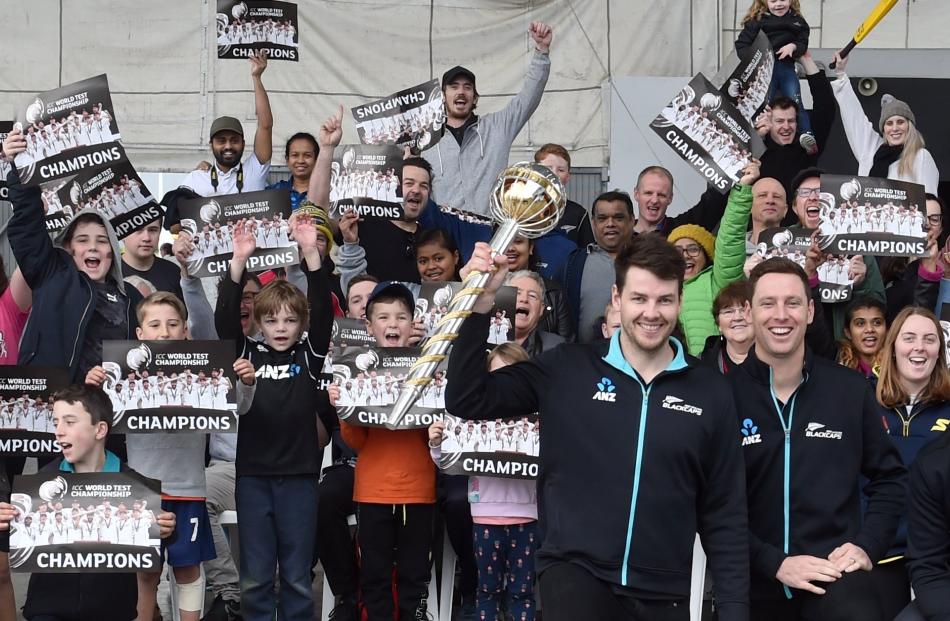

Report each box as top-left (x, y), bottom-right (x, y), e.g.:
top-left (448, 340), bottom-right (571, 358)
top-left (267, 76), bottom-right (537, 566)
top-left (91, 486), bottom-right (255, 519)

top-left (213, 148), bottom-right (243, 169)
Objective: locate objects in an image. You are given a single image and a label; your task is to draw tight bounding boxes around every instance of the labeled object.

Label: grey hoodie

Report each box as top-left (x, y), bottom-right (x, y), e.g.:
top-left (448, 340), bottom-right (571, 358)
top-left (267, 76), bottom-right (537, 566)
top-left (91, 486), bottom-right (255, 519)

top-left (54, 208), bottom-right (130, 296)
top-left (423, 51), bottom-right (550, 216)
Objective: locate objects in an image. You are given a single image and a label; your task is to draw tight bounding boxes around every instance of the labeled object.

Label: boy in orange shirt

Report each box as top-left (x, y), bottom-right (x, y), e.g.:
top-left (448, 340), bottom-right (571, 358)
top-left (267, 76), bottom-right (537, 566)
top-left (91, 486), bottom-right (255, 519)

top-left (328, 282), bottom-right (435, 621)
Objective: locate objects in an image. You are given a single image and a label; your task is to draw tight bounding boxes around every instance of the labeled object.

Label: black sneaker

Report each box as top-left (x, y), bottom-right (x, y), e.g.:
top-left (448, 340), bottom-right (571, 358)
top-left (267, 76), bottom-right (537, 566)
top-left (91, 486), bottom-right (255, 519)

top-left (327, 597), bottom-right (359, 621)
top-left (224, 599), bottom-right (243, 621)
top-left (201, 596), bottom-right (242, 621)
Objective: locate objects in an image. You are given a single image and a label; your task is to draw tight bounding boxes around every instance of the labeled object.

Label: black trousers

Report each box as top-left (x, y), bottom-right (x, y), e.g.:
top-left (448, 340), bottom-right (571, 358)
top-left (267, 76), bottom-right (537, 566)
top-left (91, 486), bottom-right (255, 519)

top-left (356, 502), bottom-right (434, 621)
top-left (538, 562), bottom-right (688, 621)
top-left (437, 472), bottom-right (477, 598)
top-left (750, 569), bottom-right (884, 621)
top-left (868, 559), bottom-right (911, 621)
top-left (316, 465), bottom-right (358, 599)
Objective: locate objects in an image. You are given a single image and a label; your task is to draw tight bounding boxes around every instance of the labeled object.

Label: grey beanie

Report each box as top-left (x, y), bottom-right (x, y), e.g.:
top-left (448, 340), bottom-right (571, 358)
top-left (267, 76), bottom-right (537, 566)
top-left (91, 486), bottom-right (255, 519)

top-left (879, 94), bottom-right (915, 132)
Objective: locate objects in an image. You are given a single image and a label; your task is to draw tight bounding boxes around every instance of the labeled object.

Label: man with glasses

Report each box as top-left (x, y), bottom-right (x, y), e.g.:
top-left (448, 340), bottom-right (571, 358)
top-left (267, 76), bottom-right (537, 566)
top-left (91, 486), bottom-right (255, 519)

top-left (556, 191), bottom-right (635, 343)
top-left (336, 157), bottom-right (432, 284)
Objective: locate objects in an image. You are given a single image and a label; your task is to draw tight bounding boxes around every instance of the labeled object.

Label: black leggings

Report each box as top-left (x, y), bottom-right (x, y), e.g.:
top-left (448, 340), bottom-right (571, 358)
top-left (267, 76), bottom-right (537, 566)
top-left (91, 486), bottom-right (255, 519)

top-left (538, 562), bottom-right (688, 621)
top-left (315, 465), bottom-right (358, 599)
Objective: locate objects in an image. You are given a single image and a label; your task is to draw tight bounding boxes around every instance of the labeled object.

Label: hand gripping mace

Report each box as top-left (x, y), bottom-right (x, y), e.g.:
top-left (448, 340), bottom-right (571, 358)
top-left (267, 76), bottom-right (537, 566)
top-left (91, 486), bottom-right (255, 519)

top-left (385, 162), bottom-right (565, 429)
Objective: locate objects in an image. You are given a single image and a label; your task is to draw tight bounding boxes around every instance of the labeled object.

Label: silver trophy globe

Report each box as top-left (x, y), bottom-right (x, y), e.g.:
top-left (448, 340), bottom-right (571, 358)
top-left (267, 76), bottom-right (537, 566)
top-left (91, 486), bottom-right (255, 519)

top-left (385, 162), bottom-right (565, 429)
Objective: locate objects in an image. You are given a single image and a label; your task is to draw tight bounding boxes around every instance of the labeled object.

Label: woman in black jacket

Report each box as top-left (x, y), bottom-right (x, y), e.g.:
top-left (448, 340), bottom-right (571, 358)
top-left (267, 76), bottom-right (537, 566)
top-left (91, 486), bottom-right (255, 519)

top-left (505, 234), bottom-right (574, 342)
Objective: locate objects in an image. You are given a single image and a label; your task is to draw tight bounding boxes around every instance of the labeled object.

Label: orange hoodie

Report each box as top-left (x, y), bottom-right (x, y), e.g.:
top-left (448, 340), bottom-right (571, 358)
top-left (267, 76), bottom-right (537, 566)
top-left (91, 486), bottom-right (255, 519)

top-left (340, 420), bottom-right (436, 504)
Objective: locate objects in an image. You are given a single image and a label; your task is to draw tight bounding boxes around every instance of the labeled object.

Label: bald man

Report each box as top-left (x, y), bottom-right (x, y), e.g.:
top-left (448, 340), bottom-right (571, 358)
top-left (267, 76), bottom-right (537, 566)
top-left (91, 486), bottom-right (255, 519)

top-left (745, 177), bottom-right (788, 254)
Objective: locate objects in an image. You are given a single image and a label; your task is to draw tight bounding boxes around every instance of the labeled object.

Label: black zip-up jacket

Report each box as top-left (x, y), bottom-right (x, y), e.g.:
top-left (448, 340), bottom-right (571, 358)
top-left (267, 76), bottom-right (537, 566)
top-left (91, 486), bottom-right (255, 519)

top-left (7, 168), bottom-right (143, 382)
top-left (731, 347), bottom-right (907, 601)
top-left (22, 456), bottom-right (138, 621)
top-left (907, 431), bottom-right (950, 621)
top-left (215, 262), bottom-right (336, 477)
top-left (447, 313), bottom-right (750, 620)
top-left (736, 12), bottom-right (810, 59)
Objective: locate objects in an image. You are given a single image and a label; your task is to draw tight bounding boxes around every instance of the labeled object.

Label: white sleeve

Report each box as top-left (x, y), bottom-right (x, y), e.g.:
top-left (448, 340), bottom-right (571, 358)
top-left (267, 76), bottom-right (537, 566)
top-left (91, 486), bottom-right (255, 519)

top-left (243, 153), bottom-right (272, 190)
top-left (916, 149), bottom-right (941, 195)
top-left (830, 75), bottom-right (883, 167)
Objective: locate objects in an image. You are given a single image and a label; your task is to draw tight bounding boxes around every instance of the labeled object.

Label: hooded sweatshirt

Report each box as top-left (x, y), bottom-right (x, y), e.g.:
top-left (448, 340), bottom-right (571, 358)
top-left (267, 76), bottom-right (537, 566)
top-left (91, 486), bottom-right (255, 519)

top-left (7, 167), bottom-right (143, 382)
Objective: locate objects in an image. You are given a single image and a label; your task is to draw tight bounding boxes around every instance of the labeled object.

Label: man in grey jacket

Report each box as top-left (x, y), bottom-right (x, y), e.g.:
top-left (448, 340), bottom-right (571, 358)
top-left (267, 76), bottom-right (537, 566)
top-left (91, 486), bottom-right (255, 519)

top-left (423, 21), bottom-right (553, 216)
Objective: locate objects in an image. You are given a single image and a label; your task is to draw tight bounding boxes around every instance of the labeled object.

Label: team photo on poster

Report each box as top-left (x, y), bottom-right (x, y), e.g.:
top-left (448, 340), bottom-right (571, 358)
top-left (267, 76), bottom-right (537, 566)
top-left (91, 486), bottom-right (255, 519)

top-left (177, 189), bottom-right (298, 278)
top-left (436, 414), bottom-right (540, 480)
top-left (100, 340), bottom-right (239, 433)
top-left (8, 472), bottom-right (162, 573)
top-left (329, 145), bottom-right (405, 220)
top-left (352, 79), bottom-right (445, 153)
top-left (757, 225), bottom-right (855, 303)
top-left (216, 0), bottom-right (299, 61)
top-left (0, 367), bottom-right (70, 457)
top-left (715, 30), bottom-right (774, 123)
top-left (414, 282), bottom-right (518, 343)
top-left (13, 74), bottom-right (125, 187)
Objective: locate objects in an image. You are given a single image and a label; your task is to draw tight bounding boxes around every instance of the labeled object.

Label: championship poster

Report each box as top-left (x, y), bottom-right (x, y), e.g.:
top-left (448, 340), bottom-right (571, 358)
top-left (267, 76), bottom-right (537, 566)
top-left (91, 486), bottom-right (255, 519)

top-left (756, 225), bottom-right (854, 303)
top-left (8, 471), bottom-right (162, 573)
top-left (0, 121), bottom-right (13, 201)
top-left (0, 367), bottom-right (70, 457)
top-left (817, 175), bottom-right (928, 258)
top-left (651, 73), bottom-right (765, 193)
top-left (415, 282), bottom-right (518, 344)
top-left (352, 79), bottom-right (445, 153)
top-left (329, 346), bottom-right (446, 429)
top-left (436, 414), bottom-right (540, 480)
top-left (101, 340), bottom-right (238, 434)
top-left (177, 189), bottom-right (299, 278)
top-left (39, 152), bottom-right (161, 239)
top-left (216, 0), bottom-right (299, 61)
top-left (713, 30), bottom-right (774, 123)
top-left (329, 145), bottom-right (405, 220)
top-left (14, 75), bottom-right (126, 187)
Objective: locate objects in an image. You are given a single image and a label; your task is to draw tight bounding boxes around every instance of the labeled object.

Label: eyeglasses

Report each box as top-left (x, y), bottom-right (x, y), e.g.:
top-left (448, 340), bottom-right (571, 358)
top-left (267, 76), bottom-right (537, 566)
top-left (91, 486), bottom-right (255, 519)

top-left (718, 306), bottom-right (746, 318)
top-left (677, 244), bottom-right (703, 258)
top-left (796, 187), bottom-right (820, 198)
top-left (927, 214), bottom-right (942, 225)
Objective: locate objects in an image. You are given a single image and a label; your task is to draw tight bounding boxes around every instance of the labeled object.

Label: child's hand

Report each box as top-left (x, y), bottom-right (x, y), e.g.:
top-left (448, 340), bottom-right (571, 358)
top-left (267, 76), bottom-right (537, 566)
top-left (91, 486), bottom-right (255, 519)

top-left (407, 317), bottom-right (427, 346)
top-left (328, 383), bottom-right (341, 407)
top-left (2, 126), bottom-right (26, 162)
top-left (0, 502), bottom-right (19, 531)
top-left (339, 210), bottom-right (359, 244)
top-left (777, 43), bottom-right (797, 60)
top-left (85, 366), bottom-right (107, 387)
top-left (156, 511), bottom-right (176, 539)
top-left (428, 420), bottom-right (445, 446)
top-left (173, 231), bottom-right (196, 268)
top-left (231, 219), bottom-right (257, 262)
top-left (234, 358), bottom-right (256, 385)
top-left (290, 213), bottom-right (319, 252)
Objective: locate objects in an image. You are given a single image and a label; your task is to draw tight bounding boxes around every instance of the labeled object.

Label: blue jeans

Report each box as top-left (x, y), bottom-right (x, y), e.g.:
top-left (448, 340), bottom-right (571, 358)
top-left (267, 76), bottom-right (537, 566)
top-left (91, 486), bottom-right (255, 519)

top-left (769, 59), bottom-right (812, 135)
top-left (235, 475), bottom-right (319, 621)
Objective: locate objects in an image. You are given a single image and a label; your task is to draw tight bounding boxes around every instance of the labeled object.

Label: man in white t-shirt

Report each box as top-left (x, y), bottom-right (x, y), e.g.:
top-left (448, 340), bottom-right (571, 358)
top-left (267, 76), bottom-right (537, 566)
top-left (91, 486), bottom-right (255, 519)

top-left (176, 51), bottom-right (273, 203)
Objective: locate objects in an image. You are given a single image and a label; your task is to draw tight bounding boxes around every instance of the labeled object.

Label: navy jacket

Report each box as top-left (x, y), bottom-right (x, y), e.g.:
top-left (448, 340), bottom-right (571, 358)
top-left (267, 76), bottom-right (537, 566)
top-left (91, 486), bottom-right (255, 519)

top-left (907, 431), bottom-right (950, 621)
top-left (448, 313), bottom-right (750, 620)
top-left (6, 168), bottom-right (143, 381)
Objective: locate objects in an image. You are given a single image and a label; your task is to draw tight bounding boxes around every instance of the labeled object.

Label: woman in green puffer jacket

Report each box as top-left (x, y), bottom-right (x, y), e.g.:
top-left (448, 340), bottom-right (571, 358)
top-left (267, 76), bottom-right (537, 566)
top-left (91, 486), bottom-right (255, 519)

top-left (668, 163), bottom-right (758, 355)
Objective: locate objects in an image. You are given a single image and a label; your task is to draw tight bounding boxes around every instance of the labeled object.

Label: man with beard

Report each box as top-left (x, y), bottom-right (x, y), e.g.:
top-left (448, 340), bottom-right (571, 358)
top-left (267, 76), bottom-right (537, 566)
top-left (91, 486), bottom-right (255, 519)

top-left (121, 217), bottom-right (185, 302)
top-left (446, 235), bottom-right (750, 621)
top-left (336, 157), bottom-right (433, 284)
top-left (177, 51), bottom-right (273, 199)
top-left (422, 22), bottom-right (553, 216)
top-left (556, 191), bottom-right (635, 343)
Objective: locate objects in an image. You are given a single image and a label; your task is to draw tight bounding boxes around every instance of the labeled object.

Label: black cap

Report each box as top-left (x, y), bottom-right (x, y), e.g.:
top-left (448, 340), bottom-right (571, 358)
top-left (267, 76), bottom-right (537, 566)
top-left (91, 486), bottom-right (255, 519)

top-left (441, 66), bottom-right (477, 93)
top-left (790, 167), bottom-right (824, 196)
top-left (366, 281), bottom-right (415, 317)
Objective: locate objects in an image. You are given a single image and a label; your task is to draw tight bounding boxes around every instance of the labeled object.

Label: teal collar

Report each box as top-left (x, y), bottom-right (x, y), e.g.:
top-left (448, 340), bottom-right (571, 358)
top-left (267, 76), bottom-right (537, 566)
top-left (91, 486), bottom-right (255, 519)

top-left (603, 331), bottom-right (688, 382)
top-left (59, 449), bottom-right (121, 473)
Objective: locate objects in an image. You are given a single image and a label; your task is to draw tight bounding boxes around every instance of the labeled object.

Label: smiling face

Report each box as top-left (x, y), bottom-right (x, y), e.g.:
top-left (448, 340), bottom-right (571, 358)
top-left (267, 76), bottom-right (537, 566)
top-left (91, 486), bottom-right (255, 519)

top-left (673, 237), bottom-right (708, 279)
top-left (53, 400), bottom-right (107, 468)
top-left (538, 153), bottom-right (570, 187)
top-left (894, 313), bottom-right (941, 395)
top-left (287, 137), bottom-right (317, 182)
top-left (366, 299), bottom-right (413, 347)
top-left (593, 199), bottom-right (634, 254)
top-left (845, 306), bottom-right (886, 363)
top-left (769, 105), bottom-right (798, 145)
top-left (612, 266), bottom-right (680, 355)
top-left (211, 130), bottom-right (244, 170)
top-left (751, 272), bottom-right (813, 362)
top-left (751, 178), bottom-right (788, 228)
top-left (240, 280), bottom-right (261, 336)
top-left (416, 241), bottom-right (458, 283)
top-left (792, 176), bottom-right (822, 229)
top-left (717, 302), bottom-right (753, 346)
top-left (260, 305), bottom-right (301, 352)
top-left (511, 275), bottom-right (544, 339)
top-left (634, 173), bottom-right (673, 228)
top-left (65, 219), bottom-right (113, 282)
top-left (883, 115), bottom-right (909, 147)
top-left (401, 165), bottom-right (430, 220)
top-left (444, 77), bottom-right (477, 122)
top-left (505, 236), bottom-right (532, 271)
top-left (767, 0), bottom-right (790, 17)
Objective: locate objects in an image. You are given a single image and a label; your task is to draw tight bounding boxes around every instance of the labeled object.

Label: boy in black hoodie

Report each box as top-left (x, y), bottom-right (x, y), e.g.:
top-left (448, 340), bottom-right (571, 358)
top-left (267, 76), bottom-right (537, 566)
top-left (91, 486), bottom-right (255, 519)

top-left (0, 385), bottom-right (175, 621)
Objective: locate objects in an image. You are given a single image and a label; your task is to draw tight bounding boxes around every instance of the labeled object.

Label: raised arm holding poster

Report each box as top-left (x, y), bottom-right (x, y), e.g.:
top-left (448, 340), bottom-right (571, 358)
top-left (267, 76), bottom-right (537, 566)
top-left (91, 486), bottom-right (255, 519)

top-left (757, 225), bottom-right (855, 303)
top-left (100, 340), bottom-right (238, 433)
top-left (329, 145), bottom-right (405, 220)
top-left (0, 367), bottom-right (70, 457)
top-left (8, 471), bottom-right (162, 572)
top-left (13, 75), bottom-right (126, 187)
top-left (817, 175), bottom-right (928, 257)
top-left (352, 80), bottom-right (445, 154)
top-left (651, 73), bottom-right (765, 193)
top-left (216, 0), bottom-right (299, 61)
top-left (177, 188), bottom-right (298, 278)
top-left (436, 413), bottom-right (540, 480)
top-left (329, 346), bottom-right (446, 429)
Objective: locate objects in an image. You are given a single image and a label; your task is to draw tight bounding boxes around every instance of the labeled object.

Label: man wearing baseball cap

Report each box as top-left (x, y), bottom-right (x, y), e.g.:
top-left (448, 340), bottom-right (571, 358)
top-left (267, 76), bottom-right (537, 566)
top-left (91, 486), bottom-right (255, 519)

top-left (178, 51), bottom-right (274, 199)
top-left (422, 22), bottom-right (553, 216)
